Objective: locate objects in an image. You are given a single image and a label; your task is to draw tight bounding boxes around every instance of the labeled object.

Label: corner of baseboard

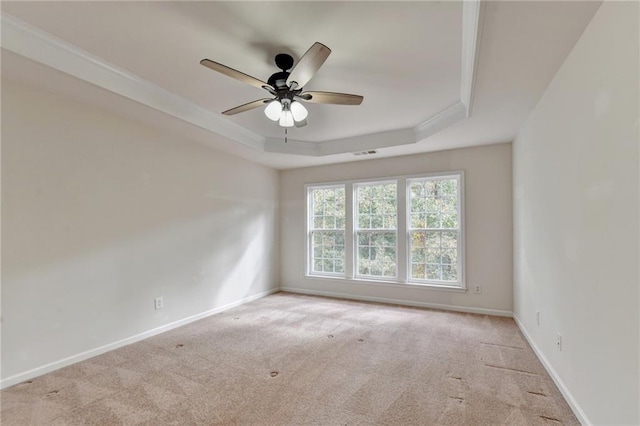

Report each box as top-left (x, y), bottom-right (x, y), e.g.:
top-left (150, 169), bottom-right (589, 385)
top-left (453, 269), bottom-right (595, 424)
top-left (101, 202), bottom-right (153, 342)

top-left (512, 314), bottom-right (591, 426)
top-left (280, 286), bottom-right (513, 317)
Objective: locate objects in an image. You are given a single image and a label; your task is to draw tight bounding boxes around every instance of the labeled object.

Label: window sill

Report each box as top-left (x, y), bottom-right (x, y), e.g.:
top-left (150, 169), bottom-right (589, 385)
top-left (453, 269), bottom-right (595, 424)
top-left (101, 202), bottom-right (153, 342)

top-left (304, 274), bottom-right (467, 293)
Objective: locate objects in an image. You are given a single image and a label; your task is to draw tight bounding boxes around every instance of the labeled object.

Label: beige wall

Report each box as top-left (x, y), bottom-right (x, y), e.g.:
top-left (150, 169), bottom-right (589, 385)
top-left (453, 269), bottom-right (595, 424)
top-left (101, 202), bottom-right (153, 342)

top-left (280, 143), bottom-right (513, 314)
top-left (1, 81), bottom-right (280, 383)
top-left (513, 2), bottom-right (639, 424)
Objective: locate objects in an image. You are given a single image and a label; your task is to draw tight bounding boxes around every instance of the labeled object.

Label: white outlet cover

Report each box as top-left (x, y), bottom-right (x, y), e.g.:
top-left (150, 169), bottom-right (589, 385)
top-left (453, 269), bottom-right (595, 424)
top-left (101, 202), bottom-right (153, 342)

top-left (154, 297), bottom-right (164, 310)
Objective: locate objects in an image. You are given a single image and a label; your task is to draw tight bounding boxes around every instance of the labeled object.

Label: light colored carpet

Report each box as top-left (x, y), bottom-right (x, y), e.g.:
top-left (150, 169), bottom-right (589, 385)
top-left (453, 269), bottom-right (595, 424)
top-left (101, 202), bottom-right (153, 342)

top-left (1, 292), bottom-right (578, 425)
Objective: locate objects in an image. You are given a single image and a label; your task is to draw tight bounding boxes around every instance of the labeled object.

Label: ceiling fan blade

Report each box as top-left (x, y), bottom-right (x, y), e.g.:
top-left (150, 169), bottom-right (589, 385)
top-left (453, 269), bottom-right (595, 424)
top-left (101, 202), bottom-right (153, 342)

top-left (222, 98), bottom-right (271, 116)
top-left (200, 59), bottom-right (274, 92)
top-left (294, 118), bottom-right (308, 128)
top-left (286, 42), bottom-right (331, 89)
top-left (298, 91), bottom-right (363, 105)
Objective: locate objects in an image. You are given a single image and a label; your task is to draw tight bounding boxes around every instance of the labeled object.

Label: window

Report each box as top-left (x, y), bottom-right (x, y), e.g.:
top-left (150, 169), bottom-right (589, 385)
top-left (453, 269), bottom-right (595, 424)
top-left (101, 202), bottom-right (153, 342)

top-left (355, 182), bottom-right (397, 278)
top-left (408, 177), bottom-right (461, 283)
top-left (306, 172), bottom-right (464, 289)
top-left (308, 186), bottom-right (346, 275)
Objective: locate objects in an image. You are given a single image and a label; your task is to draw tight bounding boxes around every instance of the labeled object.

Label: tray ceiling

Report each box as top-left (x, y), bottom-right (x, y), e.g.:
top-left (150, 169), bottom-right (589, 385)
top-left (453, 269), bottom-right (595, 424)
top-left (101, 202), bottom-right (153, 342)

top-left (1, 1), bottom-right (601, 168)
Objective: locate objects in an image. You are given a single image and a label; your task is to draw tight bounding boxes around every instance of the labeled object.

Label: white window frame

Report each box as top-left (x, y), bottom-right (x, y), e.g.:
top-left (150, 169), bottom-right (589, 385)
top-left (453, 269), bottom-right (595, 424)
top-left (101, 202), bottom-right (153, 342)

top-left (353, 180), bottom-right (398, 281)
top-left (304, 171), bottom-right (465, 291)
top-left (306, 184), bottom-right (346, 277)
top-left (406, 173), bottom-right (465, 288)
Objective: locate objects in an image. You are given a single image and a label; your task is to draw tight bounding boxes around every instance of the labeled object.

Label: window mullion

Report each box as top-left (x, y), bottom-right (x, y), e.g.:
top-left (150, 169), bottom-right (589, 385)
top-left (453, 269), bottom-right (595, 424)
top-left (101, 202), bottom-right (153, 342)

top-left (345, 182), bottom-right (354, 279)
top-left (397, 177), bottom-right (408, 283)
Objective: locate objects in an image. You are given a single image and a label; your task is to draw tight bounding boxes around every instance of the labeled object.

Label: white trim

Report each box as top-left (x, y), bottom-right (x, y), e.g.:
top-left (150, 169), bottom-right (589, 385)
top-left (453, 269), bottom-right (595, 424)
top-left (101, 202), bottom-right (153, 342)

top-left (0, 288), bottom-right (279, 390)
top-left (513, 314), bottom-right (591, 426)
top-left (301, 275), bottom-right (468, 292)
top-left (353, 180), bottom-right (399, 281)
top-left (414, 102), bottom-right (468, 142)
top-left (460, 0), bottom-right (484, 117)
top-left (281, 286), bottom-right (512, 317)
top-left (405, 172), bottom-right (466, 289)
top-left (1, 2), bottom-right (483, 158)
top-left (1, 13), bottom-right (265, 152)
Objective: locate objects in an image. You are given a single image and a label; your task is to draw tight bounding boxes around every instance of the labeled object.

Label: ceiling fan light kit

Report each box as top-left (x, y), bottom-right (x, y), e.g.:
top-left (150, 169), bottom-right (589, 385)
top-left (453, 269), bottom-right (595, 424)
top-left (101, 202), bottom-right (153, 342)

top-left (200, 42), bottom-right (364, 129)
top-left (264, 98), bottom-right (308, 128)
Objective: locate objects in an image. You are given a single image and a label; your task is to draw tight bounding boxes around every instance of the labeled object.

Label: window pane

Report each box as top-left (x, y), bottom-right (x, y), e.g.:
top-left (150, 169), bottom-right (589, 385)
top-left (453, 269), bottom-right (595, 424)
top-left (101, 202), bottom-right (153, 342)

top-left (383, 215), bottom-right (396, 229)
top-left (411, 231), bottom-right (426, 249)
top-left (355, 182), bottom-right (397, 278)
top-left (310, 187), bottom-right (345, 231)
top-left (356, 231), bottom-right (396, 278)
top-left (426, 213), bottom-right (440, 228)
top-left (356, 182), bottom-right (397, 230)
top-left (426, 264), bottom-right (441, 280)
top-left (309, 183), bottom-right (345, 276)
top-left (412, 263), bottom-right (425, 279)
top-left (441, 196), bottom-right (457, 212)
top-left (409, 176), bottom-right (461, 283)
top-left (311, 230), bottom-right (346, 275)
top-left (442, 231), bottom-right (457, 249)
top-left (425, 181), bottom-right (437, 196)
top-left (441, 179), bottom-right (458, 197)
top-left (426, 231), bottom-right (440, 247)
top-left (426, 248), bottom-right (440, 263)
top-left (442, 211), bottom-right (458, 229)
top-left (442, 264), bottom-right (458, 281)
top-left (412, 248), bottom-right (425, 262)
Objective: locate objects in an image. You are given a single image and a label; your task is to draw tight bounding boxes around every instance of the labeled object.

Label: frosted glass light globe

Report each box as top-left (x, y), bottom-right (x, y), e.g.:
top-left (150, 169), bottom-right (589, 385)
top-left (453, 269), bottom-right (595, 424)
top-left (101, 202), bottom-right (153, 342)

top-left (264, 100), bottom-right (282, 121)
top-left (279, 110), bottom-right (294, 128)
top-left (290, 101), bottom-right (309, 122)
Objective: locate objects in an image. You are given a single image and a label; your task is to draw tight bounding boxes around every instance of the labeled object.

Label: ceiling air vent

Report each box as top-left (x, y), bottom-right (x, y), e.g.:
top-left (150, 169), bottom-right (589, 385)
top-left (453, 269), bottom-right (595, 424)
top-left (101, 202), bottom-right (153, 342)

top-left (353, 150), bottom-right (377, 156)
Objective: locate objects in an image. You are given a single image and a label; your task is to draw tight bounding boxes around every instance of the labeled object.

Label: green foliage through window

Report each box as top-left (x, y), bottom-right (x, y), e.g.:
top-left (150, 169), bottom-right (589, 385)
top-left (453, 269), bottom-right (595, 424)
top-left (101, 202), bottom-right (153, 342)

top-left (409, 178), bottom-right (460, 282)
top-left (307, 173), bottom-right (463, 287)
top-left (310, 186), bottom-right (345, 274)
top-left (356, 182), bottom-right (397, 278)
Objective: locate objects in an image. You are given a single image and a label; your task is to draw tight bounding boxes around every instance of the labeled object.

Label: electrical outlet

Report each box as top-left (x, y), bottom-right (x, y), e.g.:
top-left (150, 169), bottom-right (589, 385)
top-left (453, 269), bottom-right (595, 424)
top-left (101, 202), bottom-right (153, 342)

top-left (474, 285), bottom-right (482, 294)
top-left (536, 311), bottom-right (540, 326)
top-left (154, 297), bottom-right (164, 310)
top-left (556, 333), bottom-right (562, 351)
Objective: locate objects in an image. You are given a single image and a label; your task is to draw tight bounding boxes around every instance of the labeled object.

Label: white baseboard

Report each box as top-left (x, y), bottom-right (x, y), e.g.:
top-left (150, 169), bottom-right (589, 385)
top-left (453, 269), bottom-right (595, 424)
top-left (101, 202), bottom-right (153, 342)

top-left (0, 288), bottom-right (279, 389)
top-left (513, 314), bottom-right (590, 426)
top-left (280, 286), bottom-right (513, 317)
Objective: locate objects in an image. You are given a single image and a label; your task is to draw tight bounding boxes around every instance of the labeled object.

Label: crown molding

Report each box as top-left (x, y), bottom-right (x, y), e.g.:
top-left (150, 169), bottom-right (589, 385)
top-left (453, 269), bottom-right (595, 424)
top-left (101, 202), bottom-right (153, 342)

top-left (265, 128), bottom-right (416, 156)
top-left (414, 102), bottom-right (468, 142)
top-left (1, 13), bottom-right (265, 151)
top-left (460, 0), bottom-right (484, 117)
top-left (2, 1), bottom-right (483, 157)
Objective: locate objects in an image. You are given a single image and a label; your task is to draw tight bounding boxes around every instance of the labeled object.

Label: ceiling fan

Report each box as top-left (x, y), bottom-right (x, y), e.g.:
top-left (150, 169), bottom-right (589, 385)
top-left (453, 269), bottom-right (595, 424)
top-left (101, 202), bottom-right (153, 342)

top-left (200, 42), bottom-right (364, 128)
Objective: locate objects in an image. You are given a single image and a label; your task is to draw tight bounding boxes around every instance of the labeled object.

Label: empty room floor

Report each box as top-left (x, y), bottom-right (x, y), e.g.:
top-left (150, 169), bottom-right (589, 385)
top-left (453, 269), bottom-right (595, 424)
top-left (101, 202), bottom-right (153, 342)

top-left (1, 293), bottom-right (577, 425)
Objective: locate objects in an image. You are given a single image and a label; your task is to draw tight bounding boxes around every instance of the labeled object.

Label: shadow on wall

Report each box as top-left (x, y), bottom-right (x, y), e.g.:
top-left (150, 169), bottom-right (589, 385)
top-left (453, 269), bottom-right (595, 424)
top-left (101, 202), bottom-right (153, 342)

top-left (1, 196), bottom-right (278, 379)
top-left (1, 80), bottom-right (279, 380)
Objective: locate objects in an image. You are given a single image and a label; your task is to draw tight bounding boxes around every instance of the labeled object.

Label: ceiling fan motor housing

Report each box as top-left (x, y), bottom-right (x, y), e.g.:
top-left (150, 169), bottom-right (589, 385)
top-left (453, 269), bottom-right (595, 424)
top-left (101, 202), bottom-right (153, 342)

top-left (268, 71), bottom-right (290, 90)
top-left (269, 53), bottom-right (296, 89)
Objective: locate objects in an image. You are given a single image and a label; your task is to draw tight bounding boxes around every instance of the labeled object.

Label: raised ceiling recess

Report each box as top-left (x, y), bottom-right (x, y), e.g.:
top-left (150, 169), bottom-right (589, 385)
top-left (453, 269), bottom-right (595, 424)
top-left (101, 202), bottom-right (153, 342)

top-left (1, 1), bottom-right (482, 157)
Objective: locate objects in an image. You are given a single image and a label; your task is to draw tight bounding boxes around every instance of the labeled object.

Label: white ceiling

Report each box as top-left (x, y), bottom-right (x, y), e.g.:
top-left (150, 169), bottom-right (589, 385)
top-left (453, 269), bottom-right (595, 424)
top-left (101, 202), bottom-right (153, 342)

top-left (1, 1), bottom-right (601, 169)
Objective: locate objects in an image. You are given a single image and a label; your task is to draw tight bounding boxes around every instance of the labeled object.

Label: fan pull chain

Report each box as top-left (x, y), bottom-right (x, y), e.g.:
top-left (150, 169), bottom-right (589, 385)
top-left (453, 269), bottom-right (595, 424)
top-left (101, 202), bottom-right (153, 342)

top-left (285, 127), bottom-right (288, 143)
